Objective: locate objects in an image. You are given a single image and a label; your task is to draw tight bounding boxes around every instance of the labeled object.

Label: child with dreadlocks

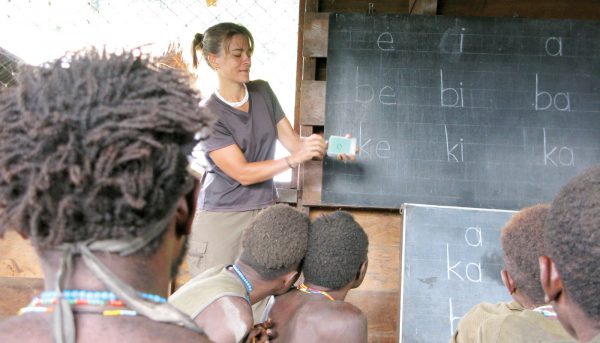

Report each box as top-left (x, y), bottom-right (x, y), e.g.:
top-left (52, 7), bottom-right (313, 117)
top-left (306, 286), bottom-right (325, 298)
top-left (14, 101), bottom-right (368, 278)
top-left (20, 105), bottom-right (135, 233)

top-left (0, 48), bottom-right (214, 343)
top-left (169, 203), bottom-right (310, 343)
top-left (451, 204), bottom-right (572, 343)
top-left (266, 211), bottom-right (369, 343)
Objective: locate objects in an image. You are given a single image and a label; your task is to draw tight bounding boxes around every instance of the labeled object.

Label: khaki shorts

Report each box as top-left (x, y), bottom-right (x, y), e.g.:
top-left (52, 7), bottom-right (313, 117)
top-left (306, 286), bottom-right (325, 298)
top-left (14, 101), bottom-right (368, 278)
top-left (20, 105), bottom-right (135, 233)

top-left (186, 209), bottom-right (260, 277)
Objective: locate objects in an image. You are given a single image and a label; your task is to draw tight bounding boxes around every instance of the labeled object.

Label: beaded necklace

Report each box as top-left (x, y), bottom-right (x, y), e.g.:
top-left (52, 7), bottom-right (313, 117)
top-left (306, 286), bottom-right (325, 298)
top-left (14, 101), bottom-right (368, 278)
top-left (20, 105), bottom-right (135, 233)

top-left (18, 289), bottom-right (166, 317)
top-left (215, 83), bottom-right (249, 108)
top-left (230, 264), bottom-right (253, 294)
top-left (297, 283), bottom-right (335, 302)
top-left (533, 305), bottom-right (558, 317)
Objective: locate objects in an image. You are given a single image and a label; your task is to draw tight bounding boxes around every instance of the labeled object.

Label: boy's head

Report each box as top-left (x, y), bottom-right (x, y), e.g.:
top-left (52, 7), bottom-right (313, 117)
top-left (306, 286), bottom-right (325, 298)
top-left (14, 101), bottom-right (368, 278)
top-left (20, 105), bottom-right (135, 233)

top-left (303, 211), bottom-right (369, 289)
top-left (239, 204), bottom-right (310, 281)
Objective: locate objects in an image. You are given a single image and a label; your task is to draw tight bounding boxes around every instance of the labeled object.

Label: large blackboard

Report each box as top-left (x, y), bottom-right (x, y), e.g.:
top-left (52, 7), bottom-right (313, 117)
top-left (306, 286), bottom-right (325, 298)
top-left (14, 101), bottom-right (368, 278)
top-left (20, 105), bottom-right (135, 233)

top-left (322, 13), bottom-right (600, 210)
top-left (400, 204), bottom-right (514, 343)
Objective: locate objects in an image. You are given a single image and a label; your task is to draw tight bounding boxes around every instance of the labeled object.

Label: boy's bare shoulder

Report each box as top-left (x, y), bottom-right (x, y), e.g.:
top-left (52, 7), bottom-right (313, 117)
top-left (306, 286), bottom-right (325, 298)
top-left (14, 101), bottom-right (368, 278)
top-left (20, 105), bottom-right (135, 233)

top-left (289, 301), bottom-right (367, 343)
top-left (0, 314), bottom-right (212, 343)
top-left (0, 315), bottom-right (53, 343)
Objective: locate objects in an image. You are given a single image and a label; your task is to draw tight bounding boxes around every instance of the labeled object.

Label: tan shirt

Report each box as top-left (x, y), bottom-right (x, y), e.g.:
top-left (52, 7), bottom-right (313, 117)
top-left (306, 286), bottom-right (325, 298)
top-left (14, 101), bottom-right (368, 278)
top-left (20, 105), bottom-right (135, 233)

top-left (169, 265), bottom-right (249, 319)
top-left (451, 301), bottom-right (574, 343)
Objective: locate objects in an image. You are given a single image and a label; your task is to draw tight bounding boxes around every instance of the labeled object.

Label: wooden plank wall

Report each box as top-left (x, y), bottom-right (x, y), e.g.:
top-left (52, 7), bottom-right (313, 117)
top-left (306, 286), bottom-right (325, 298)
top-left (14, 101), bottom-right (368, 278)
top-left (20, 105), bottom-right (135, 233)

top-left (0, 232), bottom-right (43, 318)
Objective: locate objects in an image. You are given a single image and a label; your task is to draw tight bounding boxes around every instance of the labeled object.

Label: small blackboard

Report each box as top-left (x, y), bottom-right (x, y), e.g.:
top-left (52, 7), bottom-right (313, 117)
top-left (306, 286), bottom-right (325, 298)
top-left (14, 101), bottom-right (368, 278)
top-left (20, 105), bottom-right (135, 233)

top-left (400, 204), bottom-right (515, 343)
top-left (322, 13), bottom-right (600, 210)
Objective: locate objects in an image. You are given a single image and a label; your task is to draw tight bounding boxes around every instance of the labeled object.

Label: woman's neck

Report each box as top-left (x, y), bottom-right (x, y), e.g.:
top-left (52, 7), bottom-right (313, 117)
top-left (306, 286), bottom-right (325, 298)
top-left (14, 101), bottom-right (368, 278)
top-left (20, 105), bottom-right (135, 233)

top-left (217, 80), bottom-right (246, 102)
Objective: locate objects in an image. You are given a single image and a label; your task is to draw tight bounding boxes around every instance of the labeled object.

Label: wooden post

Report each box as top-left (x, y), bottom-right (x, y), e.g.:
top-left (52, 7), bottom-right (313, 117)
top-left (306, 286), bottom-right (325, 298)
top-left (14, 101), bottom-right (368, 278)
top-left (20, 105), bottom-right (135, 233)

top-left (409, 0), bottom-right (438, 15)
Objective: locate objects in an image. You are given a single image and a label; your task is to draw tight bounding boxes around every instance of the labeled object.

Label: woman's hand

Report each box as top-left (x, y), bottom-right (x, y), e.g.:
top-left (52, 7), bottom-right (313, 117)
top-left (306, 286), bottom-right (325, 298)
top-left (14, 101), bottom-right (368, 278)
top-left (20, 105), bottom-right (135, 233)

top-left (288, 134), bottom-right (326, 166)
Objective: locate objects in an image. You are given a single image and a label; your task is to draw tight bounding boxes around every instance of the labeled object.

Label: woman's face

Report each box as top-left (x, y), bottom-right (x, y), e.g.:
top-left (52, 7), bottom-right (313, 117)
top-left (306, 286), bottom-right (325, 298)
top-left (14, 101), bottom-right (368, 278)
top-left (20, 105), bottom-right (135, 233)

top-left (212, 34), bottom-right (252, 84)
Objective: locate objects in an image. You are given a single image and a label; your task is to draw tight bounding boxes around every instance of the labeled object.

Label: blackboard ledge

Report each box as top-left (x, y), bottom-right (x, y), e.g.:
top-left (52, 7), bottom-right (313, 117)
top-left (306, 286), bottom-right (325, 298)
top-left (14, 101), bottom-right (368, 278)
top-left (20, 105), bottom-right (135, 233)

top-left (401, 203), bottom-right (517, 215)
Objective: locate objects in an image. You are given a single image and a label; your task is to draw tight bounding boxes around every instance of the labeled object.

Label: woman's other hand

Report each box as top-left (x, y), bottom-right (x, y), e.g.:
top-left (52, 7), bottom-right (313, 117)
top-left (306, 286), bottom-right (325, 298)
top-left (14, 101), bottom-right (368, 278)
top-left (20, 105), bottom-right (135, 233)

top-left (288, 134), bottom-right (326, 166)
top-left (332, 133), bottom-right (357, 162)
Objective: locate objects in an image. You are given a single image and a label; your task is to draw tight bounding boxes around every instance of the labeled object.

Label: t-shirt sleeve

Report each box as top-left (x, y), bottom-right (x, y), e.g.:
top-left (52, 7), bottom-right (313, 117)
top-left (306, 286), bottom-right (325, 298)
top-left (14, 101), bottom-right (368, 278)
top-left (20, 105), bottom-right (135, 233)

top-left (199, 118), bottom-right (236, 153)
top-left (262, 81), bottom-right (286, 124)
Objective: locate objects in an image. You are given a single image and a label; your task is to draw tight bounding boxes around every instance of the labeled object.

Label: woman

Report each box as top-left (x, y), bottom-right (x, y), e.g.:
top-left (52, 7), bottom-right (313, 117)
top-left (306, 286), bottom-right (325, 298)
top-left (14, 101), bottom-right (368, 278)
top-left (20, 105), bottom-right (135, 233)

top-left (187, 22), bottom-right (327, 276)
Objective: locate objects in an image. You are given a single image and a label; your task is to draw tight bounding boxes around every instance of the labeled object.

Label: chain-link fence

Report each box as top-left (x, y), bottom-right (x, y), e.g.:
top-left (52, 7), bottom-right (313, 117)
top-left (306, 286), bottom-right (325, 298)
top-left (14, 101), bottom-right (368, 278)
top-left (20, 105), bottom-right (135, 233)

top-left (1, 0), bottom-right (299, 114)
top-left (0, 47), bottom-right (20, 88)
top-left (1, 0), bottom-right (299, 180)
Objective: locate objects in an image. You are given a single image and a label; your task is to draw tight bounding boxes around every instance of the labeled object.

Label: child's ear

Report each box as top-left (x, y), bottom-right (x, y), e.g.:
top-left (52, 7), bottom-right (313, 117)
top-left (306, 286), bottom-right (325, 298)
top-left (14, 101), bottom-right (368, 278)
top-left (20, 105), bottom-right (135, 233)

top-left (539, 255), bottom-right (564, 303)
top-left (500, 269), bottom-right (517, 295)
top-left (174, 179), bottom-right (199, 237)
top-left (283, 270), bottom-right (299, 290)
top-left (353, 258), bottom-right (369, 288)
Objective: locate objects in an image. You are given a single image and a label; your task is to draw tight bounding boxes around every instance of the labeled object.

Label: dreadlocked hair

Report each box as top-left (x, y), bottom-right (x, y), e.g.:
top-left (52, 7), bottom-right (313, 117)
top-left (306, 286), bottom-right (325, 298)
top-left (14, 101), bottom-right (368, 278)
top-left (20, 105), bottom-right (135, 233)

top-left (0, 48), bottom-right (214, 254)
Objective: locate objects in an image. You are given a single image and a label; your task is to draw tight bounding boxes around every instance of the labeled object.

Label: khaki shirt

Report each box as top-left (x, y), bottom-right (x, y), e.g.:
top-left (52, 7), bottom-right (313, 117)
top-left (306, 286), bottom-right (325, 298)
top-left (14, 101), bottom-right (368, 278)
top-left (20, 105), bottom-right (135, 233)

top-left (451, 301), bottom-right (574, 343)
top-left (169, 265), bottom-right (249, 319)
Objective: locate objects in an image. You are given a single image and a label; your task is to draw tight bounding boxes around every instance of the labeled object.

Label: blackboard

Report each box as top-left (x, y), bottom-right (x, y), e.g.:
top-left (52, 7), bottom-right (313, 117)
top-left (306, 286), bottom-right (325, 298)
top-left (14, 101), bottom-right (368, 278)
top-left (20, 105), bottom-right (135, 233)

top-left (322, 13), bottom-right (600, 210)
top-left (400, 204), bottom-right (515, 343)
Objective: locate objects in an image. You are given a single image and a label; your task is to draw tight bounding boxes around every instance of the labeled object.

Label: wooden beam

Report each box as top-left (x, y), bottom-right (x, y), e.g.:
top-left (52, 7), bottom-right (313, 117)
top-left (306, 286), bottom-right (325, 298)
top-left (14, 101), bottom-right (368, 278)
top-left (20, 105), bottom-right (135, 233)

top-left (409, 0), bottom-right (438, 15)
top-left (304, 0), bottom-right (318, 12)
top-left (303, 12), bottom-right (329, 58)
top-left (276, 188), bottom-right (298, 204)
top-left (293, 0), bottom-right (307, 189)
top-left (302, 57), bottom-right (317, 81)
top-left (437, 0), bottom-right (600, 20)
top-left (299, 159), bottom-right (323, 206)
top-left (299, 80), bottom-right (326, 126)
top-left (319, 0), bottom-right (410, 13)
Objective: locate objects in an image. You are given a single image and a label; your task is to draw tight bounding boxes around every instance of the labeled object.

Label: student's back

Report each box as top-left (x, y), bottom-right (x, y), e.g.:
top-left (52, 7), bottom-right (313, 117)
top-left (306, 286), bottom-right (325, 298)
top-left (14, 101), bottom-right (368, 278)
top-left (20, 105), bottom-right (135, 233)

top-left (268, 211), bottom-right (369, 343)
top-left (0, 314), bottom-right (208, 343)
top-left (452, 301), bottom-right (572, 343)
top-left (269, 288), bottom-right (366, 342)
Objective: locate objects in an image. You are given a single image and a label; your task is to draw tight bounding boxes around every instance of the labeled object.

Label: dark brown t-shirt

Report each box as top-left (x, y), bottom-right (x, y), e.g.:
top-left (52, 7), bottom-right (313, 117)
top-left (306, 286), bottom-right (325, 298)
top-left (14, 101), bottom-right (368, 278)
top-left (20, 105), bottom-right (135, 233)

top-left (198, 80), bottom-right (285, 211)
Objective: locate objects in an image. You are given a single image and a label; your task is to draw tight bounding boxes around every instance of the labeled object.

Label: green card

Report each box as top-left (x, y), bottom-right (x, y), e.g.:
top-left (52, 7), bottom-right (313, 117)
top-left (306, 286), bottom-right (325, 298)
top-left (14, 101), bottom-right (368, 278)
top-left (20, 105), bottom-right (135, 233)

top-left (327, 135), bottom-right (357, 156)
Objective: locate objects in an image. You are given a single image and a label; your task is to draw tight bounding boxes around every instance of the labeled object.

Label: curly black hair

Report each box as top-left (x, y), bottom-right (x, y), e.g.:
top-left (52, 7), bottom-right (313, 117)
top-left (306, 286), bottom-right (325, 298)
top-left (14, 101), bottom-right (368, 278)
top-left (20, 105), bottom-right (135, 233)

top-left (303, 211), bottom-right (369, 289)
top-left (239, 204), bottom-right (310, 280)
top-left (0, 49), bottom-right (213, 254)
top-left (545, 165), bottom-right (600, 321)
top-left (501, 204), bottom-right (549, 305)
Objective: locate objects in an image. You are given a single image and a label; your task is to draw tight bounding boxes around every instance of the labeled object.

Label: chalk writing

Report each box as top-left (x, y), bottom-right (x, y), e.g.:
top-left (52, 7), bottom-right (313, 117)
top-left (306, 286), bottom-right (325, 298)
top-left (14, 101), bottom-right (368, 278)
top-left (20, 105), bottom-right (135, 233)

top-left (545, 37), bottom-right (563, 56)
top-left (535, 74), bottom-right (571, 111)
top-left (355, 66), bottom-right (373, 104)
top-left (399, 204), bottom-right (514, 342)
top-left (543, 128), bottom-right (575, 166)
top-left (440, 69), bottom-right (465, 108)
top-left (448, 298), bottom-right (461, 336)
top-left (377, 32), bottom-right (394, 51)
top-left (444, 125), bottom-right (465, 163)
top-left (324, 13), bottom-right (600, 210)
top-left (358, 122), bottom-right (392, 159)
top-left (465, 226), bottom-right (483, 247)
top-left (446, 244), bottom-right (482, 283)
top-left (379, 85), bottom-right (397, 105)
